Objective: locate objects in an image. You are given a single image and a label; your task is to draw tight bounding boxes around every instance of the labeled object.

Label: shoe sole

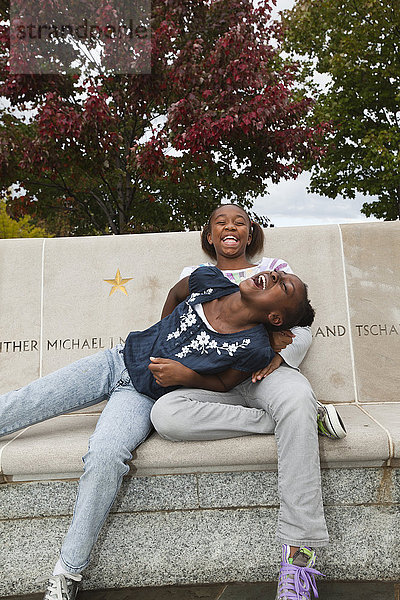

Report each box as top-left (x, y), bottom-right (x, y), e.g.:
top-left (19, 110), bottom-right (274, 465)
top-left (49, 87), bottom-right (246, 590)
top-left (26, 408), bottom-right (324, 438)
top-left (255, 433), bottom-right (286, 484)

top-left (321, 403), bottom-right (347, 439)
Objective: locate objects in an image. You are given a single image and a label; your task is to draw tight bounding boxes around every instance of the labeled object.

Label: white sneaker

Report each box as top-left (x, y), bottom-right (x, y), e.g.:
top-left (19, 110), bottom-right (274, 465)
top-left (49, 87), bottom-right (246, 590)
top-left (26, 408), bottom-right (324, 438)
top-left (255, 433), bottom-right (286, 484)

top-left (42, 574), bottom-right (82, 600)
top-left (316, 401), bottom-right (347, 439)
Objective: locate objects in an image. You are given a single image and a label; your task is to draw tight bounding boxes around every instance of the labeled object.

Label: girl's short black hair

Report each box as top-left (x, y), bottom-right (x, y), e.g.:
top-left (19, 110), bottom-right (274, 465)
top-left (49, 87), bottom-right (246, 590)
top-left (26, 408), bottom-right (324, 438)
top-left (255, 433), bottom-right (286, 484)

top-left (296, 299), bottom-right (316, 327)
top-left (201, 204), bottom-right (265, 260)
top-left (268, 284), bottom-right (315, 332)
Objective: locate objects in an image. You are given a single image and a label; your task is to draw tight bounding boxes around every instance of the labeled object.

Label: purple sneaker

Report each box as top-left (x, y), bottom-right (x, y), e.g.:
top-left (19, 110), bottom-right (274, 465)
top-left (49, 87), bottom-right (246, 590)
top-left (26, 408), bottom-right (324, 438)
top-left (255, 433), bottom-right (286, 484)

top-left (275, 544), bottom-right (324, 599)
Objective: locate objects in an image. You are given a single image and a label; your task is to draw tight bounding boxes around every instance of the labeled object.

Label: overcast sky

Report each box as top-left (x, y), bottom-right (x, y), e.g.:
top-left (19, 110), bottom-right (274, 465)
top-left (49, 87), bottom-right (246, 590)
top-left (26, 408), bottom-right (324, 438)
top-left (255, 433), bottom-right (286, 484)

top-left (252, 0), bottom-right (379, 228)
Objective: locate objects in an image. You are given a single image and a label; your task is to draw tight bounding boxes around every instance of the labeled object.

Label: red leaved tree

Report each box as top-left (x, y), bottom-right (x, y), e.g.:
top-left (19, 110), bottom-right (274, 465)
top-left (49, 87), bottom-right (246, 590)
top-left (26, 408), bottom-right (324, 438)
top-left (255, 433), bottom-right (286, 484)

top-left (0, 0), bottom-right (329, 235)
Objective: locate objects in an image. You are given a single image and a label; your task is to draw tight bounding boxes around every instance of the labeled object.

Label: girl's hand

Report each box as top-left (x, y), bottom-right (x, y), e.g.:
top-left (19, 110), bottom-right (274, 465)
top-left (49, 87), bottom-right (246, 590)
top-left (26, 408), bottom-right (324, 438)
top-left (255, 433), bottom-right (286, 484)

top-left (148, 357), bottom-right (193, 387)
top-left (268, 330), bottom-right (295, 352)
top-left (251, 355), bottom-right (283, 382)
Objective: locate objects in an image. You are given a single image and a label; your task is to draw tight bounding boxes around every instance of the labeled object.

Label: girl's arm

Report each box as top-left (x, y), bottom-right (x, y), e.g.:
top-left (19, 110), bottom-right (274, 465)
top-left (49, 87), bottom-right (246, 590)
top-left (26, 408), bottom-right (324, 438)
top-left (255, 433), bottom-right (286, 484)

top-left (161, 276), bottom-right (190, 319)
top-left (148, 358), bottom-right (249, 391)
top-left (251, 326), bottom-right (312, 380)
top-left (278, 326), bottom-right (312, 368)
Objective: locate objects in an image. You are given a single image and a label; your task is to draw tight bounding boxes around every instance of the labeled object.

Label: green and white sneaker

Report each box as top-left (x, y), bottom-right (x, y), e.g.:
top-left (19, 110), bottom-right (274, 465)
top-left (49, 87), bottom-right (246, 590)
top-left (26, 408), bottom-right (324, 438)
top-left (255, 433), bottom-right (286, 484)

top-left (316, 401), bottom-right (347, 439)
top-left (276, 544), bottom-right (324, 599)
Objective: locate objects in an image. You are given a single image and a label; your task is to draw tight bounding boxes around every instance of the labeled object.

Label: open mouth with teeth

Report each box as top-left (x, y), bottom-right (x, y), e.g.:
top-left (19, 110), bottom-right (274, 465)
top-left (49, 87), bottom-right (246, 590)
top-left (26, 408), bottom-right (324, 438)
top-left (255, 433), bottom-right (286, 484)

top-left (253, 273), bottom-right (267, 290)
top-left (221, 235), bottom-right (239, 245)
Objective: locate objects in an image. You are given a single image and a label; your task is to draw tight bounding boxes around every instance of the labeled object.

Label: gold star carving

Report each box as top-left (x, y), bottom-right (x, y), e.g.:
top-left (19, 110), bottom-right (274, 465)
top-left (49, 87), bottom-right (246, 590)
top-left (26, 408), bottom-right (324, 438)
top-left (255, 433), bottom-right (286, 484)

top-left (104, 269), bottom-right (133, 296)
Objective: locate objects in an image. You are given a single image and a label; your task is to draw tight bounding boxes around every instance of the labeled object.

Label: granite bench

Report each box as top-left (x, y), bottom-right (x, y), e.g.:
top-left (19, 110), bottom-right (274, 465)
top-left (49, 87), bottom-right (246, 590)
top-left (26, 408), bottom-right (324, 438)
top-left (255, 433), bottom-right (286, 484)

top-left (0, 221), bottom-right (399, 596)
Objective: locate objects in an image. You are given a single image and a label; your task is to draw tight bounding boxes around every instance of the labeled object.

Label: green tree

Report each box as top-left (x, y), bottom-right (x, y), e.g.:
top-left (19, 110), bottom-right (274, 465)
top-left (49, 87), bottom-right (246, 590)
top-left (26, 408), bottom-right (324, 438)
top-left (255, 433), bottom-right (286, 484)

top-left (283, 0), bottom-right (400, 220)
top-left (0, 198), bottom-right (51, 238)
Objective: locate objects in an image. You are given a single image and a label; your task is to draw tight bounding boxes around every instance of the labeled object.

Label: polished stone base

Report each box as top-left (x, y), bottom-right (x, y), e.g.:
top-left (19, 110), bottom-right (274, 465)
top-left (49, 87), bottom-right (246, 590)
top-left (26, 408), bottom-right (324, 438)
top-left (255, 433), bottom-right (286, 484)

top-left (1, 467), bottom-right (399, 597)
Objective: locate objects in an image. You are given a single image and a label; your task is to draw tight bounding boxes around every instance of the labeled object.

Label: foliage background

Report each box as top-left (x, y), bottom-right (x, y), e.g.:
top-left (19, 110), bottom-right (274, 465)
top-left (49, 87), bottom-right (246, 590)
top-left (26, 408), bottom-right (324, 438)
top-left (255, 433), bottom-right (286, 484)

top-left (0, 0), bottom-right (329, 236)
top-left (283, 0), bottom-right (400, 220)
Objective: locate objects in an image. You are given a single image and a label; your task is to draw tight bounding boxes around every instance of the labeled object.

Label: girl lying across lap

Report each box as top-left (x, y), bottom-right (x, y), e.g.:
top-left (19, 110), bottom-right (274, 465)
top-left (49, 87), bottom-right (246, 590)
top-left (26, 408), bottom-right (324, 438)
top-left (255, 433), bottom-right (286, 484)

top-left (0, 262), bottom-right (311, 600)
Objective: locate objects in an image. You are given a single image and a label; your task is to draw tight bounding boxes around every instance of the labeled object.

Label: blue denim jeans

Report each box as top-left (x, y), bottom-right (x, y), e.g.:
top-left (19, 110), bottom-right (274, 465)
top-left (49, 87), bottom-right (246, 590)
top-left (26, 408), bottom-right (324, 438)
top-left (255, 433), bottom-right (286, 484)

top-left (0, 345), bottom-right (155, 573)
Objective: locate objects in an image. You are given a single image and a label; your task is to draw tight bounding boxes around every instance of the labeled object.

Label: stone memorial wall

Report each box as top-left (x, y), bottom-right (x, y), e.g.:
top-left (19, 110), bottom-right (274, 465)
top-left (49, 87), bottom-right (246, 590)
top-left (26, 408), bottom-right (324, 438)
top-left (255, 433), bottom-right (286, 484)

top-left (1, 221), bottom-right (398, 405)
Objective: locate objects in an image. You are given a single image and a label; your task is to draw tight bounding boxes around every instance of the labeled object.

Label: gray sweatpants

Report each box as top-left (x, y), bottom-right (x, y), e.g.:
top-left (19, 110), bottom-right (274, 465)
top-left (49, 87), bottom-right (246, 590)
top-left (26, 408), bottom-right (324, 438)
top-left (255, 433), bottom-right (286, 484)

top-left (151, 365), bottom-right (329, 548)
